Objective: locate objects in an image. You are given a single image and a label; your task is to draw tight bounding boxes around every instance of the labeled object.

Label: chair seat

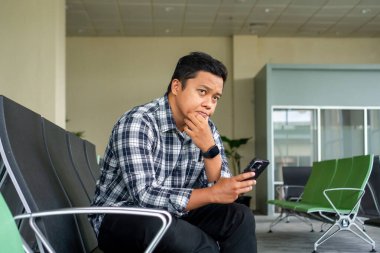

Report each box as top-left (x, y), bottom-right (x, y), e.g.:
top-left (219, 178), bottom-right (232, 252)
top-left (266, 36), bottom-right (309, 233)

top-left (294, 203), bottom-right (351, 214)
top-left (267, 199), bottom-right (299, 210)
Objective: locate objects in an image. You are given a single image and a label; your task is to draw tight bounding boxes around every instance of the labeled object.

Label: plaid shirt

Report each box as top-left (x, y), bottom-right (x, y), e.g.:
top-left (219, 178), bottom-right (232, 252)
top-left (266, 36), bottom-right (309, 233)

top-left (90, 95), bottom-right (231, 235)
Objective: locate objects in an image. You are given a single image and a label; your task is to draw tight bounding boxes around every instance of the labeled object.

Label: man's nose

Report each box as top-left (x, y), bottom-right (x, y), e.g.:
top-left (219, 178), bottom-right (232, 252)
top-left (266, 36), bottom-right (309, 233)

top-left (202, 96), bottom-right (213, 109)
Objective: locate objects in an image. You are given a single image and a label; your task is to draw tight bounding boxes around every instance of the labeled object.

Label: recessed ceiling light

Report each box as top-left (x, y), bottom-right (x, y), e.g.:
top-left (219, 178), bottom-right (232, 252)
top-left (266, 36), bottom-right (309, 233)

top-left (265, 8), bottom-right (271, 13)
top-left (361, 8), bottom-right (371, 14)
top-left (165, 28), bottom-right (171, 33)
top-left (165, 6), bottom-right (174, 12)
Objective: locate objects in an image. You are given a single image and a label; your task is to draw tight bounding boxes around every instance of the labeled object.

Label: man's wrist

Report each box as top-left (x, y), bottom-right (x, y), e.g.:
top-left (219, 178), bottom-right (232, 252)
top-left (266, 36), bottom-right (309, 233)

top-left (202, 144), bottom-right (220, 159)
top-left (208, 185), bottom-right (218, 203)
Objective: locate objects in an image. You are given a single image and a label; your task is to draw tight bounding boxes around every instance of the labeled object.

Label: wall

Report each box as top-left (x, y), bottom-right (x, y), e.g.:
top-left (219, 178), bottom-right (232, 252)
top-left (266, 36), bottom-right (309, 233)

top-left (0, 0), bottom-right (66, 127)
top-left (66, 37), bottom-right (233, 154)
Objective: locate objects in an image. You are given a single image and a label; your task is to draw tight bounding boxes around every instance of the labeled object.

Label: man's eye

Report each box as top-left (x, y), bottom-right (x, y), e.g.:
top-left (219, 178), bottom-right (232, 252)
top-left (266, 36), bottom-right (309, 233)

top-left (199, 89), bottom-right (206, 95)
top-left (213, 96), bottom-right (221, 101)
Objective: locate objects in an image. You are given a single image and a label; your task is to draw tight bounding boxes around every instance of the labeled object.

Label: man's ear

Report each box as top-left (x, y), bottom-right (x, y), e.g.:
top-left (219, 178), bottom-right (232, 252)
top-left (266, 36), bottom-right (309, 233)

top-left (171, 79), bottom-right (181, 95)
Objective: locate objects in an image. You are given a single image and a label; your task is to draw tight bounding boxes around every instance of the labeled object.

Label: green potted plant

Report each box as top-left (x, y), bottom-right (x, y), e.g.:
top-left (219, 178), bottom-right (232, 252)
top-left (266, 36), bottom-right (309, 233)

top-left (221, 136), bottom-right (251, 176)
top-left (221, 135), bottom-right (252, 207)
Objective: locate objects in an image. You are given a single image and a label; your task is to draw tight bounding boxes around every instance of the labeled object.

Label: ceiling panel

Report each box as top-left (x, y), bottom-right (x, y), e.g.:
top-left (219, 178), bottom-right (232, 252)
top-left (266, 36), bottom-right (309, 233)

top-left (66, 0), bottom-right (380, 37)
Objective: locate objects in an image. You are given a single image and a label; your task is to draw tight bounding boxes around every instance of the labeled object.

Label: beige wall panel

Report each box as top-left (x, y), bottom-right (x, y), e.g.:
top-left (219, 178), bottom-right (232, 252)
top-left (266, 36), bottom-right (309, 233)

top-left (67, 37), bottom-right (233, 154)
top-left (0, 0), bottom-right (66, 126)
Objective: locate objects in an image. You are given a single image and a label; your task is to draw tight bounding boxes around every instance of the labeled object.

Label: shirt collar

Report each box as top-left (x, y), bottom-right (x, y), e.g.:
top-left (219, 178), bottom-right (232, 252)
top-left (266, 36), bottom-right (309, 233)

top-left (157, 94), bottom-right (178, 133)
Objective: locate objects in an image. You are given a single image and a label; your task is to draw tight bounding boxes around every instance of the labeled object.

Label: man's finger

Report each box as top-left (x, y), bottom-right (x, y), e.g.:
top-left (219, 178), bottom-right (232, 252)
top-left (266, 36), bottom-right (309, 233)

top-left (184, 118), bottom-right (196, 130)
top-left (237, 185), bottom-right (253, 195)
top-left (189, 112), bottom-right (206, 124)
top-left (236, 172), bottom-right (255, 181)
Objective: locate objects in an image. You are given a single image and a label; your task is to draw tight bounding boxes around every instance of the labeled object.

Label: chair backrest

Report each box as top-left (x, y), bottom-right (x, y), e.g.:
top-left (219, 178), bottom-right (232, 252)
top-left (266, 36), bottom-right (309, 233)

top-left (301, 159), bottom-right (337, 206)
top-left (42, 118), bottom-right (98, 252)
top-left (325, 157), bottom-right (353, 207)
top-left (337, 154), bottom-right (374, 211)
top-left (0, 193), bottom-right (24, 253)
top-left (67, 133), bottom-right (96, 199)
top-left (0, 95), bottom-right (85, 252)
top-left (84, 140), bottom-right (101, 180)
top-left (282, 166), bottom-right (312, 200)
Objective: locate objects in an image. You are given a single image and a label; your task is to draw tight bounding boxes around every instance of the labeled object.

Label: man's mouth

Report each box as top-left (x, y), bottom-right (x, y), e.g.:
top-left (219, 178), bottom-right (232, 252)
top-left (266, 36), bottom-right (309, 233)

top-left (197, 112), bottom-right (208, 119)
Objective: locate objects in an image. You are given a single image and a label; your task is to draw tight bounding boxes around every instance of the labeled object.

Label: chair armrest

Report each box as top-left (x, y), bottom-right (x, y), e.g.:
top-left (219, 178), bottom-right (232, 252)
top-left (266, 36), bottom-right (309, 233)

top-left (14, 207), bottom-right (172, 253)
top-left (323, 188), bottom-right (364, 215)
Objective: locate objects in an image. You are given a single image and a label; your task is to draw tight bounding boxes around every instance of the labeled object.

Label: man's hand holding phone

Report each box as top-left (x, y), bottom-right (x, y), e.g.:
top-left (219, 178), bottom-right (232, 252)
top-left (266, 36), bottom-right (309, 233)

top-left (242, 158), bottom-right (270, 180)
top-left (210, 172), bottom-right (256, 204)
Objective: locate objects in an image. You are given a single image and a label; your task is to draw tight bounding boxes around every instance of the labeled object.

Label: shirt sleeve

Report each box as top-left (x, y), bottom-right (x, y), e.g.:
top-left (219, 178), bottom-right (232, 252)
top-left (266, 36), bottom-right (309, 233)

top-left (112, 115), bottom-right (191, 216)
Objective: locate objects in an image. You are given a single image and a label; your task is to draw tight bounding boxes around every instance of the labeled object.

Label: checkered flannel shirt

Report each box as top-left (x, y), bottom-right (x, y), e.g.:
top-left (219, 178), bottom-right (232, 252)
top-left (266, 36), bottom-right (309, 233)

top-left (90, 95), bottom-right (231, 236)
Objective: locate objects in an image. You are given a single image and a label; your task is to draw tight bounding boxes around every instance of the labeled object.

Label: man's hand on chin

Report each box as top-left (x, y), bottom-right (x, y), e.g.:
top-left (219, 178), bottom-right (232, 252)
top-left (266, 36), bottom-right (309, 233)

top-left (183, 112), bottom-right (214, 152)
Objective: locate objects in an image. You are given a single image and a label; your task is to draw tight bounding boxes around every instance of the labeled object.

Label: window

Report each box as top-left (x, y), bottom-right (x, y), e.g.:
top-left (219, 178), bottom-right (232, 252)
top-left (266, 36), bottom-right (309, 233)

top-left (321, 109), bottom-right (364, 160)
top-left (367, 109), bottom-right (380, 155)
top-left (273, 109), bottom-right (317, 182)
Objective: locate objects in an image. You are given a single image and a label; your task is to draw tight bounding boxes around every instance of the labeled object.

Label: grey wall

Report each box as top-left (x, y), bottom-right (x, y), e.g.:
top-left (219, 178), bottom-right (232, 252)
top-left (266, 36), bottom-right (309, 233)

top-left (269, 65), bottom-right (380, 107)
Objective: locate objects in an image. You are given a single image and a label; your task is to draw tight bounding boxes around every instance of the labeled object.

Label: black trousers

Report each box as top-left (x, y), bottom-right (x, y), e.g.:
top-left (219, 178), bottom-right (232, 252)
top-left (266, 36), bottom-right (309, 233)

top-left (98, 203), bottom-right (257, 253)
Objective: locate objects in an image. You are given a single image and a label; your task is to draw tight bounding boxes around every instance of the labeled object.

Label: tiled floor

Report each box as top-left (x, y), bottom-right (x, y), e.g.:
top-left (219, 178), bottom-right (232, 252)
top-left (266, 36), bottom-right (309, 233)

top-left (256, 215), bottom-right (380, 253)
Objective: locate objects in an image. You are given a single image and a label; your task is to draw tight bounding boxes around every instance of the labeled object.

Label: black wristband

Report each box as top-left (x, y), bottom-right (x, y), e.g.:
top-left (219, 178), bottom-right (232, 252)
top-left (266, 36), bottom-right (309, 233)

top-left (202, 145), bottom-right (220, 159)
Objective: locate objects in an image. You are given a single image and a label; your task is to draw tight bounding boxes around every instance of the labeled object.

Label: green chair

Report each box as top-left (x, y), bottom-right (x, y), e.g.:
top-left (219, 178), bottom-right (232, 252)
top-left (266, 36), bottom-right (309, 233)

top-left (311, 155), bottom-right (376, 253)
top-left (268, 155), bottom-right (376, 252)
top-left (0, 194), bottom-right (32, 253)
top-left (268, 159), bottom-right (337, 232)
top-left (294, 158), bottom-right (349, 213)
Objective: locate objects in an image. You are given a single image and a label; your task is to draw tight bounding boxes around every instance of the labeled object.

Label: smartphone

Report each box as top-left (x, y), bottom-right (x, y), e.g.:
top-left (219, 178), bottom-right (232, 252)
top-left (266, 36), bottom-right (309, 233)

top-left (242, 158), bottom-right (270, 180)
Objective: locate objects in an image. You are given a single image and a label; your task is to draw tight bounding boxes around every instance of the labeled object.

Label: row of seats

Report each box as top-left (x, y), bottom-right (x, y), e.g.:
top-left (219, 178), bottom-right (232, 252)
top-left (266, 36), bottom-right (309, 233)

top-left (0, 95), bottom-right (171, 252)
top-left (0, 95), bottom-right (100, 252)
top-left (268, 154), bottom-right (376, 253)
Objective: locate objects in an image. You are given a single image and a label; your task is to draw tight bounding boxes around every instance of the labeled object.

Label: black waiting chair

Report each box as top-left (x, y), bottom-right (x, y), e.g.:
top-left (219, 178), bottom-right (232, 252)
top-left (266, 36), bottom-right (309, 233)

top-left (42, 118), bottom-right (99, 252)
top-left (0, 95), bottom-right (171, 253)
top-left (282, 166), bottom-right (312, 201)
top-left (361, 155), bottom-right (380, 227)
top-left (0, 95), bottom-right (85, 252)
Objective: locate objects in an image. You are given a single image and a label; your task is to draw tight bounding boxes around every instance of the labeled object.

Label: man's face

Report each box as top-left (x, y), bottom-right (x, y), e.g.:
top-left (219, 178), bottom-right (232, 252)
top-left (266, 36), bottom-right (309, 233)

top-left (170, 71), bottom-right (223, 127)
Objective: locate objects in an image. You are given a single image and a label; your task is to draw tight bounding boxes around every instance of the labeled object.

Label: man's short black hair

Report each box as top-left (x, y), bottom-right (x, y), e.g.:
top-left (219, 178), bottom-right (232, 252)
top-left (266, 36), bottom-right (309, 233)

top-left (166, 52), bottom-right (228, 94)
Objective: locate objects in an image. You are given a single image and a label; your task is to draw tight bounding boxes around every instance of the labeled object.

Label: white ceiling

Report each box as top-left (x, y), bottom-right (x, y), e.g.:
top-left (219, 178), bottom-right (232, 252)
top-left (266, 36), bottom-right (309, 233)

top-left (66, 0), bottom-right (380, 37)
